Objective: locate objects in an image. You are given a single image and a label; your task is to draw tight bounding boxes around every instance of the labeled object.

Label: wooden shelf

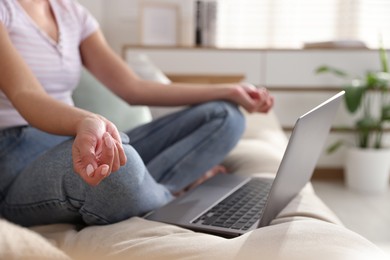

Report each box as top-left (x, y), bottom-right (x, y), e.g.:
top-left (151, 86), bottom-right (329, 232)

top-left (167, 74), bottom-right (245, 84)
top-left (312, 168), bottom-right (344, 180)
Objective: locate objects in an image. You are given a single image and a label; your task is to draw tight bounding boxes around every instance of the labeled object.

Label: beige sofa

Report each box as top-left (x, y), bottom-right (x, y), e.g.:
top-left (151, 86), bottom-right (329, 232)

top-left (0, 59), bottom-right (386, 260)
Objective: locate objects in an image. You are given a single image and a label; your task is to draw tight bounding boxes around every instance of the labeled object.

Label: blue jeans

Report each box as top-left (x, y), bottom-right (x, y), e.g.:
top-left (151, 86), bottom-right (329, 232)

top-left (0, 101), bottom-right (245, 226)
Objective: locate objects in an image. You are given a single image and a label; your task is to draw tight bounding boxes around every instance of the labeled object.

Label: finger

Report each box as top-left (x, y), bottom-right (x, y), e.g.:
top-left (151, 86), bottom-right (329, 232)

top-left (238, 88), bottom-right (258, 112)
top-left (104, 132), bottom-right (120, 171)
top-left (248, 90), bottom-right (261, 100)
top-left (257, 96), bottom-right (274, 113)
top-left (72, 151), bottom-right (106, 186)
top-left (82, 169), bottom-right (107, 186)
top-left (258, 87), bottom-right (269, 100)
top-left (253, 93), bottom-right (268, 110)
top-left (111, 140), bottom-right (121, 172)
top-left (72, 140), bottom-right (98, 178)
top-left (105, 124), bottom-right (127, 166)
top-left (95, 164), bottom-right (110, 179)
top-left (242, 99), bottom-right (257, 113)
top-left (240, 82), bottom-right (257, 91)
top-left (106, 123), bottom-right (122, 145)
top-left (254, 87), bottom-right (272, 110)
top-left (119, 145), bottom-right (127, 166)
top-left (242, 83), bottom-right (261, 100)
top-left (113, 137), bottom-right (127, 166)
top-left (72, 154), bottom-right (105, 186)
top-left (99, 132), bottom-right (115, 176)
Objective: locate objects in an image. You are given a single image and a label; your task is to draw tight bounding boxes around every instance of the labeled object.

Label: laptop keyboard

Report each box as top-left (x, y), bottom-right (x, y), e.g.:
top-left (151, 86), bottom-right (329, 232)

top-left (192, 178), bottom-right (272, 231)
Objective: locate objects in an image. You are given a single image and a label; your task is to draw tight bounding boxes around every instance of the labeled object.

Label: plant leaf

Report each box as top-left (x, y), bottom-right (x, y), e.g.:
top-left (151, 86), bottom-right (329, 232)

top-left (315, 65), bottom-right (348, 77)
top-left (356, 117), bottom-right (381, 148)
top-left (379, 44), bottom-right (389, 73)
top-left (326, 140), bottom-right (344, 154)
top-left (344, 83), bottom-right (365, 113)
top-left (382, 105), bottom-right (390, 121)
top-left (366, 71), bottom-right (390, 90)
top-left (366, 72), bottom-right (378, 89)
top-left (356, 117), bottom-right (380, 130)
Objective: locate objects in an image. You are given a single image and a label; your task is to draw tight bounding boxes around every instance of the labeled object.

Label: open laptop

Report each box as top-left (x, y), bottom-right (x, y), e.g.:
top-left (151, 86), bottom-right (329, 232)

top-left (145, 91), bottom-right (345, 238)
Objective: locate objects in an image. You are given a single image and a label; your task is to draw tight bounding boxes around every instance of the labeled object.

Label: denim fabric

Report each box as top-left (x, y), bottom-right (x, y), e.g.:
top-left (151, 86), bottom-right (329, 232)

top-left (0, 101), bottom-right (245, 226)
top-left (127, 101), bottom-right (246, 192)
top-left (0, 127), bottom-right (70, 204)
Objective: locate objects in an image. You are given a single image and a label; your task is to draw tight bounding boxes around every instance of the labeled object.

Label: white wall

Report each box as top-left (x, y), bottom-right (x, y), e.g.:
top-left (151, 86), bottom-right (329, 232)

top-left (78, 0), bottom-right (195, 54)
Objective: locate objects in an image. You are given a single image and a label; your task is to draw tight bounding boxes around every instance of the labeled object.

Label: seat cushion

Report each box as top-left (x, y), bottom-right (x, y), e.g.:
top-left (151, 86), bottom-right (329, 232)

top-left (0, 219), bottom-right (70, 260)
top-left (30, 180), bottom-right (385, 260)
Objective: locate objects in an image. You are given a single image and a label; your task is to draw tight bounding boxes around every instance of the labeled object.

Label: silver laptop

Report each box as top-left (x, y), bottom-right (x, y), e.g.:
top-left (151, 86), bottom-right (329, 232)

top-left (145, 91), bottom-right (344, 237)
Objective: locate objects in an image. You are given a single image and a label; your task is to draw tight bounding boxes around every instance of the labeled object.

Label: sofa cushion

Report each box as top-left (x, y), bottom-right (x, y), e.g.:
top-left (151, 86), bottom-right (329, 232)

top-left (73, 69), bottom-right (152, 131)
top-left (0, 219), bottom-right (70, 260)
top-left (57, 218), bottom-right (382, 260)
top-left (30, 180), bottom-right (385, 260)
top-left (223, 138), bottom-right (286, 175)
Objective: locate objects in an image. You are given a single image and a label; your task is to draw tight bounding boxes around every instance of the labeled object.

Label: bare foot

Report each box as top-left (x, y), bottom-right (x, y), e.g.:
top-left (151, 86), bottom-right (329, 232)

top-left (174, 165), bottom-right (227, 197)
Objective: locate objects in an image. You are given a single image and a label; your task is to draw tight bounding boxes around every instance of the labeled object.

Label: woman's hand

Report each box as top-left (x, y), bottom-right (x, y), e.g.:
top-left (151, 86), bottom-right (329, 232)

top-left (72, 115), bottom-right (127, 186)
top-left (228, 83), bottom-right (274, 113)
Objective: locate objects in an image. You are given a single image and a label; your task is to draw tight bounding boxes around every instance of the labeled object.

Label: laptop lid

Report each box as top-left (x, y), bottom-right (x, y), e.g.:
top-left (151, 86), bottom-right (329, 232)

top-left (258, 90), bottom-right (344, 227)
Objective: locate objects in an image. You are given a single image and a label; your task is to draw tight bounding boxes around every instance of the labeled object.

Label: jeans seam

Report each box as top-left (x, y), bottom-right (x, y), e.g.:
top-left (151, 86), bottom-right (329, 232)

top-left (79, 207), bottom-right (111, 224)
top-left (3, 197), bottom-right (112, 224)
top-left (3, 196), bottom-right (81, 212)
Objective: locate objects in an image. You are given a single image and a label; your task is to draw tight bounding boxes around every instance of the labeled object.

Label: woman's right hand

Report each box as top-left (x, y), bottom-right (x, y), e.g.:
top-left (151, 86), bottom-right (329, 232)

top-left (228, 83), bottom-right (274, 113)
top-left (72, 115), bottom-right (127, 186)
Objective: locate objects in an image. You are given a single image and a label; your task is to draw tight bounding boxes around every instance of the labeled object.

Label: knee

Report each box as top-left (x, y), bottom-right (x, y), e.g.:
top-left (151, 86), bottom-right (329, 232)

top-left (101, 145), bottom-right (150, 200)
top-left (82, 145), bottom-right (172, 224)
top-left (221, 101), bottom-right (245, 129)
top-left (209, 101), bottom-right (246, 139)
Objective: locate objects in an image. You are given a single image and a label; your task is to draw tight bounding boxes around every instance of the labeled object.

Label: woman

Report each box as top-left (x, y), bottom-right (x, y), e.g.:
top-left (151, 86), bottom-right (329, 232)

top-left (0, 0), bottom-right (273, 227)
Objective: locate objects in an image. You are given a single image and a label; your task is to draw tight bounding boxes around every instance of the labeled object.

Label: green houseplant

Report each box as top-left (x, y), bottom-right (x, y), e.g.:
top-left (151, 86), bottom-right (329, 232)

top-left (316, 46), bottom-right (390, 193)
top-left (316, 46), bottom-right (390, 150)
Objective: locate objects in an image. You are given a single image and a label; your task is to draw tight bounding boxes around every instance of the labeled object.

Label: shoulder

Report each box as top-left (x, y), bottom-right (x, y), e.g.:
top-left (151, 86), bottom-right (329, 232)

top-left (57, 0), bottom-right (98, 28)
top-left (57, 0), bottom-right (94, 21)
top-left (55, 0), bottom-right (99, 41)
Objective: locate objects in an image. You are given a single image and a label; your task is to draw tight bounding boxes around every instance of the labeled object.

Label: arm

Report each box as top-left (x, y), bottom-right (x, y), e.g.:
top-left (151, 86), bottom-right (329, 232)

top-left (0, 23), bottom-right (90, 136)
top-left (80, 30), bottom-right (273, 113)
top-left (0, 23), bottom-right (125, 185)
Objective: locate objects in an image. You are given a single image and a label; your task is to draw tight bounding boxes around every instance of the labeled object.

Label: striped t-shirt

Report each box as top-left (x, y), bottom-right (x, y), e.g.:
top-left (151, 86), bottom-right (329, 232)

top-left (0, 0), bottom-right (98, 129)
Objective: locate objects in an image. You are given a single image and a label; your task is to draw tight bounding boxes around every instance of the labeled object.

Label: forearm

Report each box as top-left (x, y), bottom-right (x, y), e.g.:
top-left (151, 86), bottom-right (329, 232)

top-left (0, 23), bottom-right (96, 136)
top-left (12, 89), bottom-right (96, 136)
top-left (126, 79), bottom-right (236, 106)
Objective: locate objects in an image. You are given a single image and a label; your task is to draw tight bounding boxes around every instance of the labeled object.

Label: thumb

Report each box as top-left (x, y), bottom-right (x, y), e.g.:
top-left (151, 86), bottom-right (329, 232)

top-left (72, 134), bottom-right (99, 177)
top-left (84, 162), bottom-right (98, 178)
top-left (73, 146), bottom-right (98, 178)
top-left (247, 89), bottom-right (260, 100)
top-left (73, 148), bottom-right (107, 186)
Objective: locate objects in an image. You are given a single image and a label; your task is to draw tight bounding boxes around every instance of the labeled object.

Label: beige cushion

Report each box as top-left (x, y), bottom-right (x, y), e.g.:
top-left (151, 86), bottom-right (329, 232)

top-left (222, 109), bottom-right (288, 176)
top-left (29, 181), bottom-right (385, 260)
top-left (0, 219), bottom-right (70, 260)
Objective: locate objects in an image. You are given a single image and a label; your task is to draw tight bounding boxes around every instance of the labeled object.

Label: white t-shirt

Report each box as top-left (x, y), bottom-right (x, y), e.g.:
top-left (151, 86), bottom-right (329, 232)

top-left (0, 0), bottom-right (99, 128)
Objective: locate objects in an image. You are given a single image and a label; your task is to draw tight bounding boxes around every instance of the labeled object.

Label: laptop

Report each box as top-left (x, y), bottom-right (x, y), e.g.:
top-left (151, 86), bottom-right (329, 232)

top-left (145, 91), bottom-right (344, 238)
